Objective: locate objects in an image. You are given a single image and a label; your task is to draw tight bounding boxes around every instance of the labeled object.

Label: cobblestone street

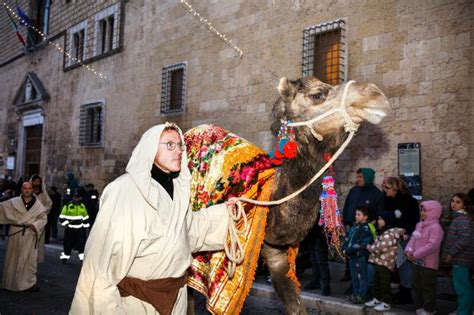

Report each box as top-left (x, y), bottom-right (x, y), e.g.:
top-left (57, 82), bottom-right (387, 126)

top-left (0, 239), bottom-right (320, 315)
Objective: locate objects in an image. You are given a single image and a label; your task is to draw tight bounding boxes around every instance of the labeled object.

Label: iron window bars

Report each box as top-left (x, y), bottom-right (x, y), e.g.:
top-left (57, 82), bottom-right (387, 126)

top-left (302, 19), bottom-right (347, 85)
top-left (160, 62), bottom-right (187, 115)
top-left (79, 102), bottom-right (104, 147)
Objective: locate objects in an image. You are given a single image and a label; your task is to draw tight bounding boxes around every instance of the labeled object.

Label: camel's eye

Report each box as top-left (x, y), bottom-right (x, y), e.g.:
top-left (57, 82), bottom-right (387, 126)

top-left (309, 93), bottom-right (324, 101)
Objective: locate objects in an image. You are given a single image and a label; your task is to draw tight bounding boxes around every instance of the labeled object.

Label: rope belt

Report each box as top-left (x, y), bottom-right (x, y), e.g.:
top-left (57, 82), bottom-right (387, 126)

top-left (1, 224), bottom-right (40, 248)
top-left (2, 224), bottom-right (28, 237)
top-left (224, 81), bottom-right (359, 277)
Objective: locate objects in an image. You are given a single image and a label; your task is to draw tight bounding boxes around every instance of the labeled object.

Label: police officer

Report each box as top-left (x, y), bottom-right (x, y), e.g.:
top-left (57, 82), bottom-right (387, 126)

top-left (59, 192), bottom-right (89, 263)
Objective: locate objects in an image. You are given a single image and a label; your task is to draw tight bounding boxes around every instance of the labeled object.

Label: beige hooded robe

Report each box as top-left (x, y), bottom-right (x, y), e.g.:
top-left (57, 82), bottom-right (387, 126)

top-left (0, 196), bottom-right (48, 291)
top-left (31, 176), bottom-right (53, 263)
top-left (70, 123), bottom-right (229, 314)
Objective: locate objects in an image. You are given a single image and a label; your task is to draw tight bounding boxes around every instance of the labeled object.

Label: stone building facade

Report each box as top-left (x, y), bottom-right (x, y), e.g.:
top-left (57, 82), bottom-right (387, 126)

top-left (0, 0), bottom-right (472, 209)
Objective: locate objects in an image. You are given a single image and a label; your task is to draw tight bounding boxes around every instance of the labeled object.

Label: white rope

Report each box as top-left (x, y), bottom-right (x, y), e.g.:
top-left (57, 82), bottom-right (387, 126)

top-left (223, 80), bottom-right (359, 277)
top-left (288, 80), bottom-right (359, 133)
top-left (224, 201), bottom-right (248, 278)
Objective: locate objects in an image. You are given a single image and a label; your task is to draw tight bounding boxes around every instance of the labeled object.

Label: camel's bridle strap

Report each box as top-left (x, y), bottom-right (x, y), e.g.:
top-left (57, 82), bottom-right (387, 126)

top-left (287, 80), bottom-right (359, 133)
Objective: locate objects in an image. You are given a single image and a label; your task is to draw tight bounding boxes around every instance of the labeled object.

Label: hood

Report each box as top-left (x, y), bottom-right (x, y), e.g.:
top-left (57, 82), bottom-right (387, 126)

top-left (66, 172), bottom-right (78, 191)
top-left (379, 211), bottom-right (395, 228)
top-left (358, 167), bottom-right (375, 186)
top-left (420, 200), bottom-right (442, 221)
top-left (125, 123), bottom-right (191, 208)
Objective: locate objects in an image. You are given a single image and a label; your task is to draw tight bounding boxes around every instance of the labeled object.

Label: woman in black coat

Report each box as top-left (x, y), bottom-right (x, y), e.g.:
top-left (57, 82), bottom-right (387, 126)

top-left (384, 177), bottom-right (420, 235)
top-left (383, 177), bottom-right (419, 304)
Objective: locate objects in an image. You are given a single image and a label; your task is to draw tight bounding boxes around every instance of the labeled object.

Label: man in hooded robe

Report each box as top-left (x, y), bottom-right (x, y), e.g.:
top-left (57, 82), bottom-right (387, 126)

top-left (30, 174), bottom-right (53, 262)
top-left (70, 123), bottom-right (232, 314)
top-left (0, 181), bottom-right (48, 291)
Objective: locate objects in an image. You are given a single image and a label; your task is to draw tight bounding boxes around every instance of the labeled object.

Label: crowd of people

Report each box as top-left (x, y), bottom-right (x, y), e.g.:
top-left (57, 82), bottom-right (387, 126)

top-left (0, 123), bottom-right (235, 314)
top-left (302, 168), bottom-right (474, 315)
top-left (0, 173), bottom-right (100, 291)
top-left (0, 124), bottom-right (473, 315)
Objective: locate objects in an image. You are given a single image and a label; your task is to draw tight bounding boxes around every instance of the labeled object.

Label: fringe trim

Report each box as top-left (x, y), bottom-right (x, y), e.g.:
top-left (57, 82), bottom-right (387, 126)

top-left (286, 245), bottom-right (301, 291)
top-left (226, 170), bottom-right (274, 314)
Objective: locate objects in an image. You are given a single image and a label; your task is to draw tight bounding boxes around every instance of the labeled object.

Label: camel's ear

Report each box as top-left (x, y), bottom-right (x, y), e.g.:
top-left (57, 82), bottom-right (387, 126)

top-left (277, 77), bottom-right (302, 102)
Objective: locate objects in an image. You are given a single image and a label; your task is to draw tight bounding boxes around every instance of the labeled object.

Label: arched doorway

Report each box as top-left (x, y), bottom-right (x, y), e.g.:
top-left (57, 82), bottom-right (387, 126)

top-left (12, 72), bottom-right (49, 178)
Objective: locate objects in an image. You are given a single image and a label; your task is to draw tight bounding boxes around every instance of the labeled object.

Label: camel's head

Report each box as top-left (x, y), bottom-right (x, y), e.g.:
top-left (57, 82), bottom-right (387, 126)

top-left (272, 76), bottom-right (389, 139)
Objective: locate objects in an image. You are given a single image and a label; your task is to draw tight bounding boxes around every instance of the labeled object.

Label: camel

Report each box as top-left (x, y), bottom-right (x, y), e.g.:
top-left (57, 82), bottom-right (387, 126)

top-left (262, 76), bottom-right (389, 314)
top-left (185, 76), bottom-right (389, 314)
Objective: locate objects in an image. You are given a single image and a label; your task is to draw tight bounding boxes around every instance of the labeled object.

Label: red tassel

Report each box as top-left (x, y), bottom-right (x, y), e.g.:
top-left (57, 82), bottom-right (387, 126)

top-left (324, 152), bottom-right (335, 174)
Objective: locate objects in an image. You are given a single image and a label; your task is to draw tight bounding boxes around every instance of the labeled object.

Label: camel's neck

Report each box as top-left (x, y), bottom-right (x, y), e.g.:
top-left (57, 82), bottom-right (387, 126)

top-left (278, 151), bottom-right (323, 186)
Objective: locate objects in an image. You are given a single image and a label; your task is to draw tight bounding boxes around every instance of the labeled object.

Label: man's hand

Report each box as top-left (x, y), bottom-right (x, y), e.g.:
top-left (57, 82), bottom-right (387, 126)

top-left (225, 199), bottom-right (237, 213)
top-left (225, 200), bottom-right (236, 208)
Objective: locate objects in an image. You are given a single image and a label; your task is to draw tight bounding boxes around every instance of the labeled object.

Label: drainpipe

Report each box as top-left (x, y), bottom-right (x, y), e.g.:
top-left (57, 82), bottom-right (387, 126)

top-left (42, 0), bottom-right (51, 36)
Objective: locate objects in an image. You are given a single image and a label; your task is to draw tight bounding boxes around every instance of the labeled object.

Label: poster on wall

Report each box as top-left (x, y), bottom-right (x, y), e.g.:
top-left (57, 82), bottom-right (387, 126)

top-left (6, 156), bottom-right (15, 170)
top-left (398, 143), bottom-right (422, 200)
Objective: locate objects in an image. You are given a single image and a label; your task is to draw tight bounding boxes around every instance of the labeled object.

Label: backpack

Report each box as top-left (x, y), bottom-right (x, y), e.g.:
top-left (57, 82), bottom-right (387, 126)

top-left (368, 222), bottom-right (377, 241)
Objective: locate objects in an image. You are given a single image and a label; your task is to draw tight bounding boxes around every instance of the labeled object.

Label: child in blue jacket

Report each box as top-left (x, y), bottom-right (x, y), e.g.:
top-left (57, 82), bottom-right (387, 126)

top-left (343, 206), bottom-right (374, 304)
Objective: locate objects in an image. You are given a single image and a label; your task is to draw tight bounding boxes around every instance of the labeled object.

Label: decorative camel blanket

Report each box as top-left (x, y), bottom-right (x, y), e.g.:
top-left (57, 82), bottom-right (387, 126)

top-left (184, 124), bottom-right (275, 314)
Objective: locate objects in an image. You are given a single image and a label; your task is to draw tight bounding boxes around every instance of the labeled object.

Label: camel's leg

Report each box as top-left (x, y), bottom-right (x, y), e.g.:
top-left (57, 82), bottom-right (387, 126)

top-left (262, 243), bottom-right (308, 315)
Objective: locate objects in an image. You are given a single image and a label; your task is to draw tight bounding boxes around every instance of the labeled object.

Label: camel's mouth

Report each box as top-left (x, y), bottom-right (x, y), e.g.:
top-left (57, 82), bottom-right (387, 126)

top-left (363, 108), bottom-right (387, 119)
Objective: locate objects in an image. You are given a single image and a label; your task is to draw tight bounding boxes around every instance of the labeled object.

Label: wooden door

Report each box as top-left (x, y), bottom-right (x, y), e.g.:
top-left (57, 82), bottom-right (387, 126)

top-left (24, 124), bottom-right (43, 178)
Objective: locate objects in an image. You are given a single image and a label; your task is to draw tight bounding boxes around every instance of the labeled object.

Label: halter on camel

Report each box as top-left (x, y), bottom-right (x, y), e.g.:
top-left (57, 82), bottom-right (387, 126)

top-left (224, 80), bottom-right (359, 277)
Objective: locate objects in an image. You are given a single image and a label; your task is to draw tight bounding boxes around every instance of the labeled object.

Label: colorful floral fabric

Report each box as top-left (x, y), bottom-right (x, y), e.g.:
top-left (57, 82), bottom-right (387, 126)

top-left (184, 124), bottom-right (275, 314)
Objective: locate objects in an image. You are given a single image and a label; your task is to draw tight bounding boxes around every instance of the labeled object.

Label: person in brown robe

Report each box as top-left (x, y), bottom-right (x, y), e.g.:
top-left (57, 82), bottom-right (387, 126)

top-left (0, 181), bottom-right (48, 291)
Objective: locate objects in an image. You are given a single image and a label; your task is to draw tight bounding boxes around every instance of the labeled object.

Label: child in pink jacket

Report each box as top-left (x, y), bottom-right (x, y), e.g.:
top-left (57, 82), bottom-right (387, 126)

top-left (405, 200), bottom-right (444, 315)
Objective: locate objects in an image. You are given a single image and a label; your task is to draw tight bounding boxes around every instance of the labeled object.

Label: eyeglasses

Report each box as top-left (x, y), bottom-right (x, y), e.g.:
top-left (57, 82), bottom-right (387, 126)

top-left (159, 141), bottom-right (185, 151)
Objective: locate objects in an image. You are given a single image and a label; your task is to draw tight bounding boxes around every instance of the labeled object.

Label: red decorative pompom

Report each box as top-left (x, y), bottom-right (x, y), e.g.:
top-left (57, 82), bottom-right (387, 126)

top-left (283, 141), bottom-right (298, 159)
top-left (274, 148), bottom-right (284, 159)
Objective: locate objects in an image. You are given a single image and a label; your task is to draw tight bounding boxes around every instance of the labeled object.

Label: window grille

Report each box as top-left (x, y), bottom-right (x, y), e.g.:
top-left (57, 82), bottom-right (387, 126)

top-left (79, 102), bottom-right (104, 147)
top-left (302, 19), bottom-right (347, 85)
top-left (160, 63), bottom-right (187, 115)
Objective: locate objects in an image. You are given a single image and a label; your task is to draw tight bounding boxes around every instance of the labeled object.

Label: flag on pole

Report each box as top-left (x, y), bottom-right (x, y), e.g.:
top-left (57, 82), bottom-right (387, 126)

top-left (16, 6), bottom-right (31, 26)
top-left (4, 6), bottom-right (26, 46)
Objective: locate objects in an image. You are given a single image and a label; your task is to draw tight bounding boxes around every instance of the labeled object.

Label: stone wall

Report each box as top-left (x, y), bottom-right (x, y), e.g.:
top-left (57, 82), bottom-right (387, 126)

top-left (0, 0), bottom-right (119, 65)
top-left (0, 0), bottom-right (472, 210)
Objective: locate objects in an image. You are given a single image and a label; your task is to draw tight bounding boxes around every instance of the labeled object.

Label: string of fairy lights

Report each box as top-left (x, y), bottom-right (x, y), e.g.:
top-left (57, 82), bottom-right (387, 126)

top-left (2, 2), bottom-right (107, 79)
top-left (179, 0), bottom-right (243, 58)
top-left (3, 1), bottom-right (242, 79)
